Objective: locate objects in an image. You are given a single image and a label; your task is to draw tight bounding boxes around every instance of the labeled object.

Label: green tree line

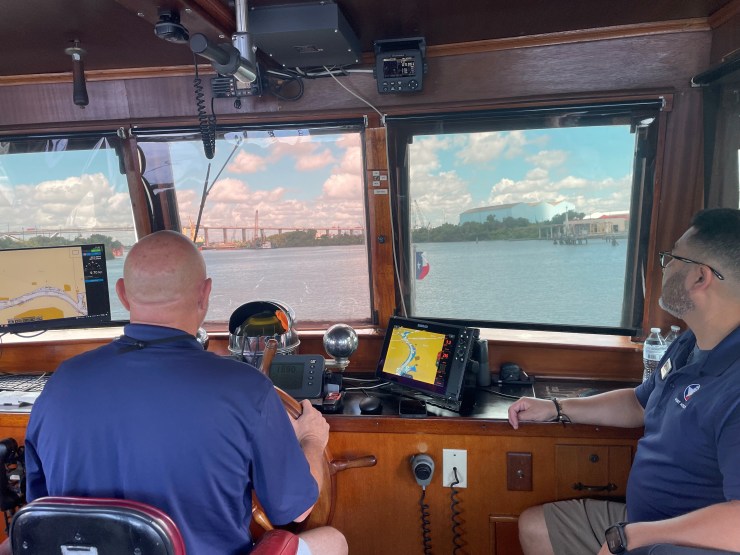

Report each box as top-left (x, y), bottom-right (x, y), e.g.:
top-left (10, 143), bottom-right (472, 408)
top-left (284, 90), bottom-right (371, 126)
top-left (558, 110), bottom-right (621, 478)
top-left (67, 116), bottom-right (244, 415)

top-left (221, 230), bottom-right (365, 249)
top-left (0, 234), bottom-right (124, 259)
top-left (412, 210), bottom-right (585, 243)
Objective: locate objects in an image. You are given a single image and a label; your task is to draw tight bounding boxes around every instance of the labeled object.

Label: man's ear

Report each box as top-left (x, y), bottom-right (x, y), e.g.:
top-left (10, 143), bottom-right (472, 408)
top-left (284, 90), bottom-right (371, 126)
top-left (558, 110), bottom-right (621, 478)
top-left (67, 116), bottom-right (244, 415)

top-left (690, 266), bottom-right (713, 291)
top-left (198, 277), bottom-right (212, 311)
top-left (115, 278), bottom-right (131, 310)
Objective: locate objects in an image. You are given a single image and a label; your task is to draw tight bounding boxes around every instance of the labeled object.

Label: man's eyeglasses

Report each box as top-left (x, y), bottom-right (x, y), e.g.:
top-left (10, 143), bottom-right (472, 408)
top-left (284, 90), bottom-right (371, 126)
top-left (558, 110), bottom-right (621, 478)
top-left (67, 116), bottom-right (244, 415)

top-left (658, 251), bottom-right (724, 280)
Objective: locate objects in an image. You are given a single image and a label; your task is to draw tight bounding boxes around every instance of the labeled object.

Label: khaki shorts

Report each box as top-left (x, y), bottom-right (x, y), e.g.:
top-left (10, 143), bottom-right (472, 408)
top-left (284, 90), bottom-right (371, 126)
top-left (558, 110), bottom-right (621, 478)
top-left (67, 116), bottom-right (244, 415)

top-left (544, 499), bottom-right (627, 555)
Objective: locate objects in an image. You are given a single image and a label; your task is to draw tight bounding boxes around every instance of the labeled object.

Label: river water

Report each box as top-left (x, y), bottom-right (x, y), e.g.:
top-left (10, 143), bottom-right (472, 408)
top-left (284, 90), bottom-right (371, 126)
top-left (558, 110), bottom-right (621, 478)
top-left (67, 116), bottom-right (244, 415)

top-left (106, 239), bottom-right (628, 328)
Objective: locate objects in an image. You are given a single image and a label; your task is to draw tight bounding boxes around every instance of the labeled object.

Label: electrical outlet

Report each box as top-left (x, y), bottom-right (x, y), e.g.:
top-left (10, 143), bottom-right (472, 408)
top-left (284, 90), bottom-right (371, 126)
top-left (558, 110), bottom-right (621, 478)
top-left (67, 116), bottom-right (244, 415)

top-left (442, 448), bottom-right (467, 488)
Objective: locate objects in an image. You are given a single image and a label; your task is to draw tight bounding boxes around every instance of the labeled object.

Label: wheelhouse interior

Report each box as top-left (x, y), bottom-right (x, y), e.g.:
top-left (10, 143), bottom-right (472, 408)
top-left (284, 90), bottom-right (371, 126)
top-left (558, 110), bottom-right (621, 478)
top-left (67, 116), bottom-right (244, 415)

top-left (0, 0), bottom-right (738, 553)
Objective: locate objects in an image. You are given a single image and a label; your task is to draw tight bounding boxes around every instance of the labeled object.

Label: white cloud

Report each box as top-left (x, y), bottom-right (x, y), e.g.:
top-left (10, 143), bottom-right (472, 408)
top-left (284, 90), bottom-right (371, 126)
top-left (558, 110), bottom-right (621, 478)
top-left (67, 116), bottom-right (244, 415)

top-left (488, 171), bottom-right (632, 213)
top-left (295, 148), bottom-right (336, 171)
top-left (322, 173), bottom-right (361, 200)
top-left (526, 150), bottom-right (568, 168)
top-left (411, 170), bottom-right (473, 226)
top-left (456, 130), bottom-right (528, 164)
top-left (177, 136), bottom-right (366, 233)
top-left (0, 174), bottom-right (134, 233)
top-left (228, 151), bottom-right (268, 173)
top-left (409, 136), bottom-right (452, 175)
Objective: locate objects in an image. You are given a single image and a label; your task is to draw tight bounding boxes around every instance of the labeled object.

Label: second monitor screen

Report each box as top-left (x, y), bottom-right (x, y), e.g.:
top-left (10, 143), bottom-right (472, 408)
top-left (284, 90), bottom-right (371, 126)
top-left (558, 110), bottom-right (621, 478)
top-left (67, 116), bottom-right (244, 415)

top-left (379, 324), bottom-right (455, 395)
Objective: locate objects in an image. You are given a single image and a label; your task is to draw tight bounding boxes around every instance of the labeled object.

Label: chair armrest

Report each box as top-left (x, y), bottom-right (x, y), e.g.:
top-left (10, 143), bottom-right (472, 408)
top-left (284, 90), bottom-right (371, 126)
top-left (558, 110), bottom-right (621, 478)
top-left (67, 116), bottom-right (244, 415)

top-left (251, 530), bottom-right (300, 555)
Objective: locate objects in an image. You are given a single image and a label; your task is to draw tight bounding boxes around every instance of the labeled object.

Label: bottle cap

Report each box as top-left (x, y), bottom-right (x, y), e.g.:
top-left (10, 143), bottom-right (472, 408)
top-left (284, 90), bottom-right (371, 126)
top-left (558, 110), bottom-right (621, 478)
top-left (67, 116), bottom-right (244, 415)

top-left (671, 325), bottom-right (680, 331)
top-left (650, 327), bottom-right (661, 333)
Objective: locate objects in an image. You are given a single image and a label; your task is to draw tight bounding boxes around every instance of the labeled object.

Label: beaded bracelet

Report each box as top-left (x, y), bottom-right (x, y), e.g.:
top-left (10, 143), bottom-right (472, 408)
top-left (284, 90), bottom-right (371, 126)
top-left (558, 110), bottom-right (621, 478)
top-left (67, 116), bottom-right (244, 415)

top-left (551, 398), bottom-right (571, 425)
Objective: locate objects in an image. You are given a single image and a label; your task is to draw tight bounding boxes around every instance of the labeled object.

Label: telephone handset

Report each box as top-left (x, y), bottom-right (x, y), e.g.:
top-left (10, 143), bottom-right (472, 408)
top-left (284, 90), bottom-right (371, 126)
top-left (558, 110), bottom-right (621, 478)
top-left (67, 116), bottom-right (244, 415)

top-left (266, 354), bottom-right (325, 400)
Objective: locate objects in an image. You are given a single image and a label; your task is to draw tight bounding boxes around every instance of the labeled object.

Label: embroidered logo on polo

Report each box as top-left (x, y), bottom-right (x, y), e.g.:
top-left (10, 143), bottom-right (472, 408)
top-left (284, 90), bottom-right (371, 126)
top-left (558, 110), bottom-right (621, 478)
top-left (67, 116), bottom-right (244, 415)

top-left (684, 384), bottom-right (700, 401)
top-left (674, 383), bottom-right (700, 409)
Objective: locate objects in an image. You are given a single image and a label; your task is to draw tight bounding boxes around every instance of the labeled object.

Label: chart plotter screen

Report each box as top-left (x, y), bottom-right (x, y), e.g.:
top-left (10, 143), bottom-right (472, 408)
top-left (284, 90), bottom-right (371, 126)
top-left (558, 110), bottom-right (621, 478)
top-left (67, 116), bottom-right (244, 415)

top-left (376, 316), bottom-right (475, 404)
top-left (0, 243), bottom-right (111, 333)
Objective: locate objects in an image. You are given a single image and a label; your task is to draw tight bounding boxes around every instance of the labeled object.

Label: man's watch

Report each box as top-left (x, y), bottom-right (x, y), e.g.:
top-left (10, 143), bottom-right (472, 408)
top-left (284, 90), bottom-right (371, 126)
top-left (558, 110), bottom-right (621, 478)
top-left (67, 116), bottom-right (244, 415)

top-left (605, 522), bottom-right (629, 554)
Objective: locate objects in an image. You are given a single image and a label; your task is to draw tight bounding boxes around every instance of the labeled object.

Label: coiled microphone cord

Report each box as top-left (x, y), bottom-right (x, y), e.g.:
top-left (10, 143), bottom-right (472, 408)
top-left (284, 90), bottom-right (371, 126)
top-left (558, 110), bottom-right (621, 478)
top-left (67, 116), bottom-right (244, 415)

top-left (419, 487), bottom-right (433, 555)
top-left (193, 56), bottom-right (216, 159)
top-left (450, 467), bottom-right (464, 554)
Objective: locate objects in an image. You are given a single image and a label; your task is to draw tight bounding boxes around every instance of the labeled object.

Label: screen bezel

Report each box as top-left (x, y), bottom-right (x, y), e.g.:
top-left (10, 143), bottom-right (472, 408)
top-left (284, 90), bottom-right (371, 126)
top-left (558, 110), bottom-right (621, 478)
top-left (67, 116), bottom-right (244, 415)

top-left (375, 316), bottom-right (470, 402)
top-left (0, 243), bottom-right (113, 334)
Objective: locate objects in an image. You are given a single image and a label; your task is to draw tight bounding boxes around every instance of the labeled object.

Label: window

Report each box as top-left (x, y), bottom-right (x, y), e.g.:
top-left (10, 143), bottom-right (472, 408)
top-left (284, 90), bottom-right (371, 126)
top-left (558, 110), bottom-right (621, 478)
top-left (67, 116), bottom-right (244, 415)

top-left (0, 135), bottom-right (134, 326)
top-left (134, 123), bottom-right (370, 325)
top-left (387, 101), bottom-right (662, 334)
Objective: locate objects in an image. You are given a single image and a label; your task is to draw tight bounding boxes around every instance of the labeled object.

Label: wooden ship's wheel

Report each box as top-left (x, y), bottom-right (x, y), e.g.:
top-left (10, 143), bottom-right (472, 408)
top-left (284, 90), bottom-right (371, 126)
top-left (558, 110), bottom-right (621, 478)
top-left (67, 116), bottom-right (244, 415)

top-left (252, 339), bottom-right (376, 533)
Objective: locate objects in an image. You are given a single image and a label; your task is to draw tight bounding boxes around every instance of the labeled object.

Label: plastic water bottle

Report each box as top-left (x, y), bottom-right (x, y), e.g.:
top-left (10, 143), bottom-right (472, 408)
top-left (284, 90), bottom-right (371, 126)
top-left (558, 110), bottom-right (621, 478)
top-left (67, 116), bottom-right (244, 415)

top-left (643, 327), bottom-right (666, 382)
top-left (664, 325), bottom-right (681, 347)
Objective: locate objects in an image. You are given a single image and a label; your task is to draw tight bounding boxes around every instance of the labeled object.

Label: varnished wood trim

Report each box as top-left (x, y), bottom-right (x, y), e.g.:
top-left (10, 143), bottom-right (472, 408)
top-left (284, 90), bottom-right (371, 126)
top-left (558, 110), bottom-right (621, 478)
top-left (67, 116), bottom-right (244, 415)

top-left (185, 0), bottom-right (235, 34)
top-left (358, 18), bottom-right (711, 63)
top-left (0, 66), bottom-right (203, 87)
top-left (4, 18), bottom-right (711, 87)
top-left (325, 415), bottom-right (643, 439)
top-left (709, 0), bottom-right (740, 29)
top-left (121, 135), bottom-right (153, 239)
top-left (0, 411), bottom-right (643, 441)
top-left (364, 127), bottom-right (397, 327)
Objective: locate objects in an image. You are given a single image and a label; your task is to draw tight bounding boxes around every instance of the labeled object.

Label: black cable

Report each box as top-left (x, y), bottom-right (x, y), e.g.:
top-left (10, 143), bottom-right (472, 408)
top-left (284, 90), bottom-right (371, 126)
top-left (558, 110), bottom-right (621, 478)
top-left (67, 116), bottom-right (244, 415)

top-left (419, 487), bottom-right (433, 555)
top-left (11, 330), bottom-right (47, 338)
top-left (193, 56), bottom-right (216, 159)
top-left (479, 388), bottom-right (525, 400)
top-left (268, 75), bottom-right (304, 102)
top-left (450, 467), bottom-right (464, 554)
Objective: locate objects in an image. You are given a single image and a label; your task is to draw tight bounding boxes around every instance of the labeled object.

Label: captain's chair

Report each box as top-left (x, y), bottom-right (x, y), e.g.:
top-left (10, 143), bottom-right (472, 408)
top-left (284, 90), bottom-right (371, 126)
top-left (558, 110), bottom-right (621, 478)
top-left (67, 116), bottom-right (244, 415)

top-left (9, 496), bottom-right (298, 555)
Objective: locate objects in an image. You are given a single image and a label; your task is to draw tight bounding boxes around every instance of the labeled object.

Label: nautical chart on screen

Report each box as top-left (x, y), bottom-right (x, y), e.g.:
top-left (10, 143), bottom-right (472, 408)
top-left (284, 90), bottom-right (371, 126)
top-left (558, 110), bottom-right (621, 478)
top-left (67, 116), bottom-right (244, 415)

top-left (0, 246), bottom-right (90, 327)
top-left (382, 326), bottom-right (448, 386)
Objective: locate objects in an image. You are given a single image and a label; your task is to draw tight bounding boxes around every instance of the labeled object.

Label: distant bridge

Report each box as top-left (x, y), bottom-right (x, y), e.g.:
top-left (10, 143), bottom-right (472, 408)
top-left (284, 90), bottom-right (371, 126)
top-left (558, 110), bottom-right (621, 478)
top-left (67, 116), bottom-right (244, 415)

top-left (1, 224), bottom-right (365, 247)
top-left (194, 225), bottom-right (365, 247)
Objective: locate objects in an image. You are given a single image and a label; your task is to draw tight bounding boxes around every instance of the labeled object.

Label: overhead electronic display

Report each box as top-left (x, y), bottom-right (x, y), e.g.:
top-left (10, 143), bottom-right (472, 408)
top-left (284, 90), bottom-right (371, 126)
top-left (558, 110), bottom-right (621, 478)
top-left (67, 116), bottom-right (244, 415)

top-left (374, 37), bottom-right (427, 94)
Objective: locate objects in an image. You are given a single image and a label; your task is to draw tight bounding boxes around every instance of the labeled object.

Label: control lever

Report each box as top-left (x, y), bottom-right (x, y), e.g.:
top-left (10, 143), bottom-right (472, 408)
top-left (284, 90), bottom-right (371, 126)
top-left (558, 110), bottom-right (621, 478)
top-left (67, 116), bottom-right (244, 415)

top-left (64, 41), bottom-right (89, 107)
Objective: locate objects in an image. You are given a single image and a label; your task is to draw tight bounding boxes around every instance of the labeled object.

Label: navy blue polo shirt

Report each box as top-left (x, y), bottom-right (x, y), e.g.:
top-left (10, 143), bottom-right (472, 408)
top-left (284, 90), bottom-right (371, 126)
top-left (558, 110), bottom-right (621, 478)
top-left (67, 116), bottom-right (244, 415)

top-left (628, 326), bottom-right (740, 522)
top-left (24, 324), bottom-right (318, 555)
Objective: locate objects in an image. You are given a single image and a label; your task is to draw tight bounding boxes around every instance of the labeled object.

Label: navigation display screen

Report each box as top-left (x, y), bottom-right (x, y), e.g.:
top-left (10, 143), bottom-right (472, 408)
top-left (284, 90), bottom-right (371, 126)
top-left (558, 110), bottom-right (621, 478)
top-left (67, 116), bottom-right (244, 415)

top-left (375, 316), bottom-right (475, 404)
top-left (0, 244), bottom-right (112, 333)
top-left (380, 324), bottom-right (453, 394)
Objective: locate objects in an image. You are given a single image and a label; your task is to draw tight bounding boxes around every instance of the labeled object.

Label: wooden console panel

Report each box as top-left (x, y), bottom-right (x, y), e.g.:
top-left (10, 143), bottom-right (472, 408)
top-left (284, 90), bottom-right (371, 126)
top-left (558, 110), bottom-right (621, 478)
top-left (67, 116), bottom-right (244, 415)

top-left (327, 417), bottom-right (640, 555)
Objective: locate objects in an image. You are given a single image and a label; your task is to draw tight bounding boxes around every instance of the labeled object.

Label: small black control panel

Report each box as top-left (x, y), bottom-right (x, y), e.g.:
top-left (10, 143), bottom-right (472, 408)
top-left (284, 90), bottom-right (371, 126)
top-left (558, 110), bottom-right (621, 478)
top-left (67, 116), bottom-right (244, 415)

top-left (268, 354), bottom-right (325, 400)
top-left (374, 37), bottom-right (426, 94)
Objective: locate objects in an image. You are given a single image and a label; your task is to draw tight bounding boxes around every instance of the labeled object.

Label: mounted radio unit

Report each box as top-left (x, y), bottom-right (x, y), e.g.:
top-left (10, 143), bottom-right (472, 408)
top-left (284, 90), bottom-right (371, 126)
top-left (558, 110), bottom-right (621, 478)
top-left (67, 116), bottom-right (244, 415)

top-left (211, 74), bottom-right (263, 98)
top-left (373, 37), bottom-right (427, 94)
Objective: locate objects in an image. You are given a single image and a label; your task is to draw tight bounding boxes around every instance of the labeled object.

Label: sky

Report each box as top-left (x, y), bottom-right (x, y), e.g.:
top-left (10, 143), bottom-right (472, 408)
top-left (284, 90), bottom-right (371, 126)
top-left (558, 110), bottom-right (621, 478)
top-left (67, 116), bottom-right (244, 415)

top-left (410, 125), bottom-right (635, 226)
top-left (0, 132), bottom-right (365, 244)
top-left (0, 124), bottom-right (636, 243)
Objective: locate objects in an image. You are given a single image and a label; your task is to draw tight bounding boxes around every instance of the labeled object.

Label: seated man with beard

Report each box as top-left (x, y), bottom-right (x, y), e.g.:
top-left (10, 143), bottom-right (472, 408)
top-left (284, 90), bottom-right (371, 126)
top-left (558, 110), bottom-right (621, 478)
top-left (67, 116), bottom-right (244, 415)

top-left (508, 208), bottom-right (740, 555)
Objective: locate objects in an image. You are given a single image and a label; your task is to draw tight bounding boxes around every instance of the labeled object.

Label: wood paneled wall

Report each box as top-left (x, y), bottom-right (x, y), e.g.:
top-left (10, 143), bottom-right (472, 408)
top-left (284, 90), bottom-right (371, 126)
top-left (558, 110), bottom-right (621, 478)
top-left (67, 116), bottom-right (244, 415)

top-left (0, 30), bottom-right (712, 128)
